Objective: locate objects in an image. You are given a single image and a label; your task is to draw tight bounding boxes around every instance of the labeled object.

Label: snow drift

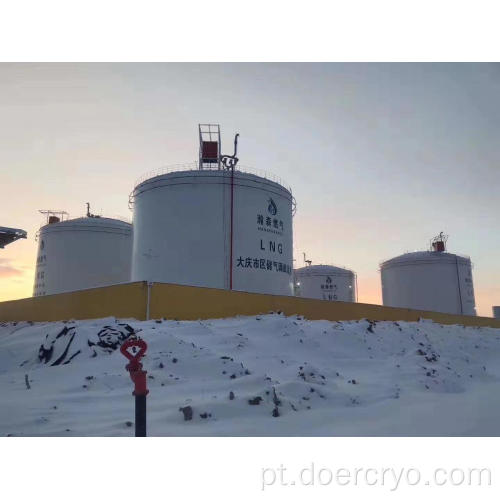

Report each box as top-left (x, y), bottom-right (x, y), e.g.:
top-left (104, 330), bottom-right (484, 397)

top-left (1, 314), bottom-right (500, 436)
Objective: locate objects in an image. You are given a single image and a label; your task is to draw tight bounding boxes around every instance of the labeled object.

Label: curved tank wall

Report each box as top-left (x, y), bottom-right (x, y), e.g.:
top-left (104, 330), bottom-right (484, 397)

top-left (33, 217), bottom-right (132, 296)
top-left (294, 265), bottom-right (356, 302)
top-left (131, 169), bottom-right (294, 296)
top-left (493, 306), bottom-right (500, 319)
top-left (380, 251), bottom-right (476, 316)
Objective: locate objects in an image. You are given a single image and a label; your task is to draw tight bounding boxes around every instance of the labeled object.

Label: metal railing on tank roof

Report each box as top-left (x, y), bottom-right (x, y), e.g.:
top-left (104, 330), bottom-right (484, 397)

top-left (37, 213), bottom-right (131, 229)
top-left (35, 213), bottom-right (132, 241)
top-left (129, 162), bottom-right (294, 210)
top-left (132, 162), bottom-right (293, 193)
top-left (378, 250), bottom-right (473, 269)
top-left (133, 162), bottom-right (199, 189)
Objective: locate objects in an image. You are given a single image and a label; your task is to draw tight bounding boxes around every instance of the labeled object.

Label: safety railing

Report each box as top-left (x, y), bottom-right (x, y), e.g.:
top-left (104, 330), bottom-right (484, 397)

top-left (378, 250), bottom-right (473, 269)
top-left (129, 161), bottom-right (294, 209)
top-left (132, 162), bottom-right (292, 192)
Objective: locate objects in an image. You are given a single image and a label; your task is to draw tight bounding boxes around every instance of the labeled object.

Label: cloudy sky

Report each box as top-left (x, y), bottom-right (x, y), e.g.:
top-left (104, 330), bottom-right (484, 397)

top-left (1, 63), bottom-right (499, 316)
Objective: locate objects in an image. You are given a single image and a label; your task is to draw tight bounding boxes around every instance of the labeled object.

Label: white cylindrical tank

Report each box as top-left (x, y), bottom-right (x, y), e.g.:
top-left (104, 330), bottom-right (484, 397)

top-left (380, 251), bottom-right (476, 316)
top-left (493, 307), bottom-right (500, 319)
top-left (294, 265), bottom-right (356, 302)
top-left (33, 217), bottom-right (132, 296)
top-left (131, 168), bottom-right (294, 295)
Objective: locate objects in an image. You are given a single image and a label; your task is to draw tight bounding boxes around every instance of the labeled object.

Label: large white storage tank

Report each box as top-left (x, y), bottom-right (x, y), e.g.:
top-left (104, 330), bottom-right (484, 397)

top-left (294, 264), bottom-right (356, 302)
top-left (380, 233), bottom-right (476, 316)
top-left (33, 213), bottom-right (132, 296)
top-left (131, 124), bottom-right (293, 295)
top-left (131, 168), bottom-right (294, 295)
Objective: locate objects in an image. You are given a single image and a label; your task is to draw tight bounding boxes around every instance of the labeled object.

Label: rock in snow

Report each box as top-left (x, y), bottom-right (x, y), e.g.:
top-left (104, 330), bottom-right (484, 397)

top-left (1, 315), bottom-right (500, 436)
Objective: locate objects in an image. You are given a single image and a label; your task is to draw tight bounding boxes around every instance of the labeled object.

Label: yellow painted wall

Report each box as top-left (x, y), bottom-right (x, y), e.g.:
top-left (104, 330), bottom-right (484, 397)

top-left (1, 280), bottom-right (500, 329)
top-left (0, 282), bottom-right (147, 322)
top-left (150, 282), bottom-right (500, 328)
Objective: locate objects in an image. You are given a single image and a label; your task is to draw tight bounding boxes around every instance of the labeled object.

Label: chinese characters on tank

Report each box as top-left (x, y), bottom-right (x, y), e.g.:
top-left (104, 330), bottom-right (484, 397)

top-left (236, 197), bottom-right (290, 275)
top-left (236, 256), bottom-right (292, 275)
top-left (321, 276), bottom-right (338, 301)
top-left (257, 213), bottom-right (284, 236)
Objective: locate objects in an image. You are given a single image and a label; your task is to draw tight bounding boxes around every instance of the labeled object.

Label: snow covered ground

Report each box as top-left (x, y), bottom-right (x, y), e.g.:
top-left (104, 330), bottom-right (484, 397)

top-left (1, 314), bottom-right (500, 436)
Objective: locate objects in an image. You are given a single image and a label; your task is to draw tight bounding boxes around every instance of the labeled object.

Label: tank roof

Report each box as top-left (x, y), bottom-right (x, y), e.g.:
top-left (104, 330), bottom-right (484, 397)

top-left (41, 216), bottom-right (131, 232)
top-left (294, 264), bottom-right (354, 276)
top-left (133, 163), bottom-right (292, 194)
top-left (381, 250), bottom-right (471, 268)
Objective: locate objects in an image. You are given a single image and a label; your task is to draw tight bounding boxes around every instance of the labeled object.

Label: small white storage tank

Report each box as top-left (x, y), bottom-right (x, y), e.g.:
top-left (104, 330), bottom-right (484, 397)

top-left (33, 213), bottom-right (132, 296)
top-left (294, 264), bottom-right (356, 302)
top-left (380, 233), bottom-right (476, 316)
top-left (131, 167), bottom-right (294, 296)
top-left (493, 307), bottom-right (500, 319)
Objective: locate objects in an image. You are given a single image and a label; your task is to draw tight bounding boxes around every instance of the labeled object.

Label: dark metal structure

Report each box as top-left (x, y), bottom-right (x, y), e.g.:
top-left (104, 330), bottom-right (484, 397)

top-left (198, 123), bottom-right (221, 169)
top-left (0, 226), bottom-right (27, 249)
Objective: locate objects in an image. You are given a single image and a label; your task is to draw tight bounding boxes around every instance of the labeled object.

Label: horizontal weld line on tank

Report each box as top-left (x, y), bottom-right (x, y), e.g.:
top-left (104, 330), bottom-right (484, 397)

top-left (132, 180), bottom-right (293, 202)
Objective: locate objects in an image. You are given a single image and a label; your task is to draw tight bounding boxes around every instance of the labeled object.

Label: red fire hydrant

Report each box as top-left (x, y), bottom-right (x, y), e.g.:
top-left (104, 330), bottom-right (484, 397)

top-left (120, 336), bottom-right (149, 437)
